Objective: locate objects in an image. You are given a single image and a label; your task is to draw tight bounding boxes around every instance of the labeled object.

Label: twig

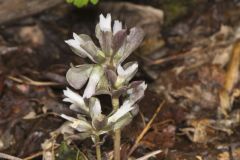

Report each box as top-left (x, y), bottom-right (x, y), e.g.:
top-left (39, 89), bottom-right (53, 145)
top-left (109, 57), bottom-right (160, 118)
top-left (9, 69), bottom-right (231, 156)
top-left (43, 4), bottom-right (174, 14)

top-left (23, 151), bottom-right (43, 160)
top-left (147, 51), bottom-right (193, 66)
top-left (7, 75), bottom-right (61, 86)
top-left (128, 101), bottom-right (165, 156)
top-left (23, 142), bottom-right (60, 160)
top-left (0, 152), bottom-right (23, 160)
top-left (136, 150), bottom-right (162, 160)
top-left (139, 111), bottom-right (146, 127)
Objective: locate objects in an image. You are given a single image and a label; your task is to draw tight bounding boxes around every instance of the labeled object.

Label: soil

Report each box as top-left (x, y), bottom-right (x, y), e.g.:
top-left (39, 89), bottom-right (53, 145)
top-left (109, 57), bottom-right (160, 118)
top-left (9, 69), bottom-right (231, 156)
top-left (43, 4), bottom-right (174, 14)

top-left (0, 0), bottom-right (240, 160)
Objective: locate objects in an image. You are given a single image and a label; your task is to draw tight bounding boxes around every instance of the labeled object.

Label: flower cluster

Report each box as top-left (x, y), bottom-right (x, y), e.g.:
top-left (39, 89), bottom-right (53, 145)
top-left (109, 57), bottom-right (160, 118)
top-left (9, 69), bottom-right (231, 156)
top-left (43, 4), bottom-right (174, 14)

top-left (61, 82), bottom-right (146, 139)
top-left (61, 13), bottom-right (146, 155)
top-left (65, 13), bottom-right (144, 98)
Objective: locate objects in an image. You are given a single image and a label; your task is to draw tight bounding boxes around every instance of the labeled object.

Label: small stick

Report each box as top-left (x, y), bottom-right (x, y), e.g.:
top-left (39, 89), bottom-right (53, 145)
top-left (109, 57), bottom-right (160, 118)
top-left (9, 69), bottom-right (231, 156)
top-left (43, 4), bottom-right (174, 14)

top-left (23, 151), bottom-right (43, 160)
top-left (147, 51), bottom-right (193, 66)
top-left (0, 152), bottom-right (23, 160)
top-left (136, 150), bottom-right (162, 160)
top-left (23, 144), bottom-right (59, 160)
top-left (128, 101), bottom-right (165, 156)
top-left (7, 75), bottom-right (61, 86)
top-left (139, 111), bottom-right (146, 127)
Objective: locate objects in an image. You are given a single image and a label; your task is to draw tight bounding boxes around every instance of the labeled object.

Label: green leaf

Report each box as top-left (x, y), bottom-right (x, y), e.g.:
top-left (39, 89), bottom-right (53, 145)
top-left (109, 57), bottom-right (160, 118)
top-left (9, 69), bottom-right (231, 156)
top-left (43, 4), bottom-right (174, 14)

top-left (66, 0), bottom-right (99, 8)
top-left (90, 0), bottom-right (99, 5)
top-left (66, 0), bottom-right (74, 3)
top-left (56, 142), bottom-right (88, 160)
top-left (73, 0), bottom-right (89, 8)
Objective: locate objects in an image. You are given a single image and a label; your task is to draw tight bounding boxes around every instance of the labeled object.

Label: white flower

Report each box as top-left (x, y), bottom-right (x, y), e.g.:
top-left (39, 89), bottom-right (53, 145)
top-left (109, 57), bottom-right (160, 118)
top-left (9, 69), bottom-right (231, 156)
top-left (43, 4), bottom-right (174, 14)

top-left (65, 33), bottom-right (102, 63)
top-left (65, 33), bottom-right (88, 57)
top-left (83, 66), bottom-right (104, 98)
top-left (61, 93), bottom-right (141, 133)
top-left (117, 62), bottom-right (138, 78)
top-left (63, 87), bottom-right (89, 113)
top-left (115, 62), bottom-right (138, 87)
top-left (127, 81), bottom-right (147, 96)
top-left (61, 114), bottom-right (92, 132)
top-left (99, 13), bottom-right (111, 32)
top-left (127, 81), bottom-right (147, 104)
top-left (113, 20), bottom-right (122, 35)
top-left (89, 97), bottom-right (102, 119)
top-left (108, 100), bottom-right (134, 124)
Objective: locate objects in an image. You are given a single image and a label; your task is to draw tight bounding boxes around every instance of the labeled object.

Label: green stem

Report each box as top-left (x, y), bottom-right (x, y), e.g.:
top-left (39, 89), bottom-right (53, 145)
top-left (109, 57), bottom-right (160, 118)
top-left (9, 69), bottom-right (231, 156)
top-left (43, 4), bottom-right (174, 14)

top-left (112, 97), bottom-right (121, 160)
top-left (95, 136), bottom-right (102, 160)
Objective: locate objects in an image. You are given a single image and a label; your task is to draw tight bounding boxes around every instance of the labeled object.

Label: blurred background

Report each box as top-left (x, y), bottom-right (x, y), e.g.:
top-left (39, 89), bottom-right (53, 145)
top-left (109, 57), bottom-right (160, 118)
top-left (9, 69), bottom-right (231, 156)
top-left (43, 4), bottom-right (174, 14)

top-left (0, 0), bottom-right (240, 159)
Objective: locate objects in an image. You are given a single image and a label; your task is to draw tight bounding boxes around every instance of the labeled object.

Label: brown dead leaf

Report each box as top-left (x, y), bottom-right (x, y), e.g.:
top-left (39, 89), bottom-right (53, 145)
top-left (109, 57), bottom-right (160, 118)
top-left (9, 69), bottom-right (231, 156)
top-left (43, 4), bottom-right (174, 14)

top-left (219, 40), bottom-right (240, 117)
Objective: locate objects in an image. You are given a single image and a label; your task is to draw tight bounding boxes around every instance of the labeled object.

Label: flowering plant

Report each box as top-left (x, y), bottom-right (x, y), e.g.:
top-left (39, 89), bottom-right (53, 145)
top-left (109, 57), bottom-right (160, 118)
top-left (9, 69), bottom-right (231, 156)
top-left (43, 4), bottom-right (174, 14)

top-left (61, 13), bottom-right (146, 160)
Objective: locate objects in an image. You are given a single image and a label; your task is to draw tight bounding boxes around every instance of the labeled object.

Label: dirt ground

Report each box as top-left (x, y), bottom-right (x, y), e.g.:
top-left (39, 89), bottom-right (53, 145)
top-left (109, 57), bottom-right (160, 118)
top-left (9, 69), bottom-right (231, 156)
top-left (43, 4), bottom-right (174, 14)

top-left (0, 0), bottom-right (240, 160)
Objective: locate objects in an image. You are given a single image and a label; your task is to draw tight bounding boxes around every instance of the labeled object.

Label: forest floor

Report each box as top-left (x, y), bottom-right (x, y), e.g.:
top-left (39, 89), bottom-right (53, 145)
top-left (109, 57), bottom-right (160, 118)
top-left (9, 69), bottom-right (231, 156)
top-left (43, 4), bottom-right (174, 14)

top-left (0, 0), bottom-right (240, 160)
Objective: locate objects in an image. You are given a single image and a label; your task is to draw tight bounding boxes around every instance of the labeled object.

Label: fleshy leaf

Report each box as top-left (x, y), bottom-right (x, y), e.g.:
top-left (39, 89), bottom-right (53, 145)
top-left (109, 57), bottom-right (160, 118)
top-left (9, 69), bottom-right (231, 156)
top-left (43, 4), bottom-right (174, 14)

top-left (66, 64), bottom-right (93, 90)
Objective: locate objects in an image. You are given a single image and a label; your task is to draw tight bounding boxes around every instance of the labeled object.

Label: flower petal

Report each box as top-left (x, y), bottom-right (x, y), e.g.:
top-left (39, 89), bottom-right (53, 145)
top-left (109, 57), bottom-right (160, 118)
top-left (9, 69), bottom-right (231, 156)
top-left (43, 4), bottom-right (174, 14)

top-left (66, 33), bottom-right (102, 63)
top-left (96, 15), bottom-right (112, 56)
top-left (99, 13), bottom-right (111, 32)
top-left (79, 34), bottom-right (105, 63)
top-left (117, 62), bottom-right (138, 80)
top-left (106, 69), bottom-right (117, 85)
top-left (113, 20), bottom-right (122, 35)
top-left (66, 64), bottom-right (93, 89)
top-left (112, 29), bottom-right (127, 55)
top-left (63, 87), bottom-right (89, 113)
top-left (89, 97), bottom-right (102, 119)
top-left (115, 27), bottom-right (144, 65)
top-left (65, 33), bottom-right (89, 57)
top-left (127, 81), bottom-right (147, 104)
top-left (83, 66), bottom-right (104, 98)
top-left (61, 114), bottom-right (92, 132)
top-left (111, 113), bottom-right (133, 131)
top-left (115, 62), bottom-right (138, 88)
top-left (108, 100), bottom-right (134, 124)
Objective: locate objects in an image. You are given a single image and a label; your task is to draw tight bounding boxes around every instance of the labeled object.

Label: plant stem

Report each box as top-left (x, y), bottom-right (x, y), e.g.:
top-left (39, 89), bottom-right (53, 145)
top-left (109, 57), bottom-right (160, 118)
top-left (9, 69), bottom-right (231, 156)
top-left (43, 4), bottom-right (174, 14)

top-left (114, 129), bottom-right (121, 160)
top-left (95, 136), bottom-right (102, 160)
top-left (112, 97), bottom-right (121, 160)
